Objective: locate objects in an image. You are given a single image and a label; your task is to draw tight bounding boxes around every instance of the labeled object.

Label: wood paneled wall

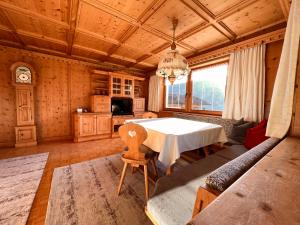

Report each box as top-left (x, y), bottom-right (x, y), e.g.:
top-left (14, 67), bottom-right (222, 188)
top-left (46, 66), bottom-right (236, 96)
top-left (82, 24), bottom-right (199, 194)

top-left (0, 47), bottom-right (94, 147)
top-left (290, 45), bottom-right (300, 137)
top-left (265, 40), bottom-right (284, 117)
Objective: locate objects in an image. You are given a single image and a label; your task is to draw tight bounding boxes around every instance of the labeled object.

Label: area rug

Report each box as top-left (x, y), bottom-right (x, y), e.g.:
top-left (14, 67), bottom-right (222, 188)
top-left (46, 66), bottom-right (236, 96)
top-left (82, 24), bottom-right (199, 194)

top-left (0, 153), bottom-right (49, 225)
top-left (45, 154), bottom-right (190, 225)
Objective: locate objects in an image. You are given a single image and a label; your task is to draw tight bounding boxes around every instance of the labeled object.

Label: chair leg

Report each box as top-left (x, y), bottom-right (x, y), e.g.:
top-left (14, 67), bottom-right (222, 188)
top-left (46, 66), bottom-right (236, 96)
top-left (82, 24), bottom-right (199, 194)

top-left (143, 165), bottom-right (149, 201)
top-left (117, 162), bottom-right (128, 195)
top-left (203, 146), bottom-right (209, 157)
top-left (151, 158), bottom-right (158, 178)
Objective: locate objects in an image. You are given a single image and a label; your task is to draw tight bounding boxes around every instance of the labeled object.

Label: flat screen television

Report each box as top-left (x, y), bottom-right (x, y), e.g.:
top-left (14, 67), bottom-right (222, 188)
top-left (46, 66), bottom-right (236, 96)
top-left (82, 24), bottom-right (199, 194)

top-left (111, 97), bottom-right (133, 115)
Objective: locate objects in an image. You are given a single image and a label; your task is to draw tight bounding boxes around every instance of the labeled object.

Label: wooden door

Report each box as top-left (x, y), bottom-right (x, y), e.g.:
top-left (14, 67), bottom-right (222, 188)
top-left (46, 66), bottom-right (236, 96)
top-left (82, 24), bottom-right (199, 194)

top-left (96, 115), bottom-right (111, 135)
top-left (133, 98), bottom-right (145, 112)
top-left (16, 86), bottom-right (34, 126)
top-left (79, 115), bottom-right (96, 136)
top-left (123, 78), bottom-right (134, 98)
top-left (111, 75), bottom-right (123, 96)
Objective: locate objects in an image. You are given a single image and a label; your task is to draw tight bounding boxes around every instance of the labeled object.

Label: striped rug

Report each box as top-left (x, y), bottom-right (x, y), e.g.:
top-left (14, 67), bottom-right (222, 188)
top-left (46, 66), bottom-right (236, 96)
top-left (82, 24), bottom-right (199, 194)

top-left (45, 154), bottom-right (154, 225)
top-left (0, 153), bottom-right (49, 225)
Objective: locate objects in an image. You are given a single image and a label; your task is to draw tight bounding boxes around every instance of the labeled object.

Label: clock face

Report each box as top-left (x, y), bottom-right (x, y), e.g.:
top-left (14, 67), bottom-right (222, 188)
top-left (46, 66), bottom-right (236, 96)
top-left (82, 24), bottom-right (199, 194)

top-left (16, 66), bottom-right (32, 84)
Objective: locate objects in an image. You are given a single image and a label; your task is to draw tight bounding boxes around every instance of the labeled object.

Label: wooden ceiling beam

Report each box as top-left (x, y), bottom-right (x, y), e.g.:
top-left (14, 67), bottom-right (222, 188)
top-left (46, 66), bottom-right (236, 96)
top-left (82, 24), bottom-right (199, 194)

top-left (25, 45), bottom-right (68, 56)
top-left (105, 0), bottom-right (168, 59)
top-left (82, 0), bottom-right (192, 52)
top-left (16, 30), bottom-right (68, 46)
top-left (0, 1), bottom-right (69, 28)
top-left (72, 44), bottom-right (154, 67)
top-left (138, 0), bottom-right (167, 24)
top-left (72, 44), bottom-right (108, 56)
top-left (0, 25), bottom-right (67, 47)
top-left (67, 0), bottom-right (80, 55)
top-left (215, 0), bottom-right (258, 21)
top-left (75, 28), bottom-right (153, 55)
top-left (176, 22), bottom-right (210, 41)
top-left (0, 44), bottom-right (145, 75)
top-left (0, 9), bottom-right (25, 47)
top-left (180, 0), bottom-right (237, 40)
top-left (277, 0), bottom-right (291, 20)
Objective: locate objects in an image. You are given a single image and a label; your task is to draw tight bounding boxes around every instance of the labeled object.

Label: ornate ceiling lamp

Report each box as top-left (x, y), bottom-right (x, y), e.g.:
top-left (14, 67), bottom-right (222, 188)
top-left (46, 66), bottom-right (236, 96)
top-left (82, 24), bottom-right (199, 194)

top-left (156, 18), bottom-right (190, 85)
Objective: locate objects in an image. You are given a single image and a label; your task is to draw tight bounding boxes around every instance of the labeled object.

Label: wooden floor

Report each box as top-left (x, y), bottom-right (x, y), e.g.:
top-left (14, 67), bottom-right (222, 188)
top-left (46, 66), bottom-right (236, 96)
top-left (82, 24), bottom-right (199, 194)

top-left (0, 138), bottom-right (125, 225)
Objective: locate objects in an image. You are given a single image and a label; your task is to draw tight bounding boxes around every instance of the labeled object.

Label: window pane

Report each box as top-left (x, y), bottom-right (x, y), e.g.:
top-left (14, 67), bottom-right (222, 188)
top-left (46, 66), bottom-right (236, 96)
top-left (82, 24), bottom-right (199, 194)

top-left (165, 77), bottom-right (187, 109)
top-left (191, 63), bottom-right (228, 111)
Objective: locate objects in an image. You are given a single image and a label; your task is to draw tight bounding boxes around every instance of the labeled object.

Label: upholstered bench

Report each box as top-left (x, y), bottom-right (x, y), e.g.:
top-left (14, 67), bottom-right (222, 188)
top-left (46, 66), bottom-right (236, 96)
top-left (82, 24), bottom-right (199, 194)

top-left (146, 138), bottom-right (280, 225)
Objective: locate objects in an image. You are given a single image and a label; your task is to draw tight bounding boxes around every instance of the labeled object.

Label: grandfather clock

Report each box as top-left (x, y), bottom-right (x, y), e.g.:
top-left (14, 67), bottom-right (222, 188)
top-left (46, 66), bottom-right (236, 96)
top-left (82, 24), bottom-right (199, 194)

top-left (11, 62), bottom-right (37, 148)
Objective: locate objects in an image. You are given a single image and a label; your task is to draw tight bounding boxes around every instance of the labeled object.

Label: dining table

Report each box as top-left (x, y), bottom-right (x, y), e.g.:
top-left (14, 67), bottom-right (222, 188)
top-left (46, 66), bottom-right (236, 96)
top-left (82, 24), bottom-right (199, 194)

top-left (126, 117), bottom-right (228, 173)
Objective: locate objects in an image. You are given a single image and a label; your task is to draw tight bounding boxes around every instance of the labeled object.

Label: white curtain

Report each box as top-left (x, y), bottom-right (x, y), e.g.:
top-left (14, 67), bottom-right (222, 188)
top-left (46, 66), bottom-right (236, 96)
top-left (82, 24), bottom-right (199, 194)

top-left (266, 0), bottom-right (300, 138)
top-left (148, 75), bottom-right (161, 112)
top-left (222, 44), bottom-right (266, 122)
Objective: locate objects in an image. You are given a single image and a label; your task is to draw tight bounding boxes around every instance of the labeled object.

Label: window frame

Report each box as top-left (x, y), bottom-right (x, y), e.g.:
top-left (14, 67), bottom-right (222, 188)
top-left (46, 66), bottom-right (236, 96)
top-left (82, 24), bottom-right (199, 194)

top-left (163, 59), bottom-right (229, 116)
top-left (163, 77), bottom-right (188, 112)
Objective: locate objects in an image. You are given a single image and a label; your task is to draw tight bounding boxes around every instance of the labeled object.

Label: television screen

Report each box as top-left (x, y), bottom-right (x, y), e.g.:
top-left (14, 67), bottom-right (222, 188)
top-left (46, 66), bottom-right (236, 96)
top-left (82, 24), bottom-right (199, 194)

top-left (111, 97), bottom-right (133, 115)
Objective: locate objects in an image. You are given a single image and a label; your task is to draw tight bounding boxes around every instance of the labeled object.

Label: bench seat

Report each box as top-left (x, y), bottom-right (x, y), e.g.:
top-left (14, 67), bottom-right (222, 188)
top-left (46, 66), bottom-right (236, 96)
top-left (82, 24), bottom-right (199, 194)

top-left (146, 145), bottom-right (247, 225)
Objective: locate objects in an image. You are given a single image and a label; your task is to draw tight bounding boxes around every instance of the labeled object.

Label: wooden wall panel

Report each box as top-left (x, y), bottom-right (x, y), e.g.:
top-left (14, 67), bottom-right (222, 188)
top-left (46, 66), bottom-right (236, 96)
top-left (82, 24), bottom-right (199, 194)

top-left (0, 47), bottom-right (95, 147)
top-left (35, 58), bottom-right (70, 140)
top-left (0, 47), bottom-right (18, 147)
top-left (70, 63), bottom-right (91, 113)
top-left (265, 40), bottom-right (284, 117)
top-left (290, 46), bottom-right (300, 137)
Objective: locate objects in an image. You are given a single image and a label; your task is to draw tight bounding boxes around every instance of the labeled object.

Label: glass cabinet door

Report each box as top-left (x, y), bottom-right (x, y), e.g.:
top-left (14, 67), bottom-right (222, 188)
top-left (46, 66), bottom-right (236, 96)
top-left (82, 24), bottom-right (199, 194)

top-left (123, 78), bottom-right (133, 97)
top-left (112, 77), bottom-right (122, 95)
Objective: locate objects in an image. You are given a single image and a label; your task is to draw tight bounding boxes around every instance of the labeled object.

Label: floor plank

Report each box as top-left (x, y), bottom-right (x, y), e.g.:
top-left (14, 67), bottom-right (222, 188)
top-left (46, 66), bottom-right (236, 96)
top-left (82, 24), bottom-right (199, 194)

top-left (0, 138), bottom-right (125, 225)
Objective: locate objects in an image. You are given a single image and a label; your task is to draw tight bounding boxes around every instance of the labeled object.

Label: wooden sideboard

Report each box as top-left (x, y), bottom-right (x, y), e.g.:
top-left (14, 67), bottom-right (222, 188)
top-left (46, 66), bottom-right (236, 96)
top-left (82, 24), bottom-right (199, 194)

top-left (73, 70), bottom-right (147, 142)
top-left (73, 113), bottom-right (112, 142)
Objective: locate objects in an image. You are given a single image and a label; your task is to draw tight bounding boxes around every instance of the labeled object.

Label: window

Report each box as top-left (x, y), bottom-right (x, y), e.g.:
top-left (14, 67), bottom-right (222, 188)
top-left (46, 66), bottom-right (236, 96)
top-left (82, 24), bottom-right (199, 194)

top-left (191, 62), bottom-right (228, 112)
top-left (165, 77), bottom-right (187, 109)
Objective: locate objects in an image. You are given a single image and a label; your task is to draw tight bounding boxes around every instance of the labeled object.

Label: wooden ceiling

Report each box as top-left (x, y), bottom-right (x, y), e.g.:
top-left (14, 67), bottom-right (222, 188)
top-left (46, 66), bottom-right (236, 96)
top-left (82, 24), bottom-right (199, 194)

top-left (0, 0), bottom-right (290, 74)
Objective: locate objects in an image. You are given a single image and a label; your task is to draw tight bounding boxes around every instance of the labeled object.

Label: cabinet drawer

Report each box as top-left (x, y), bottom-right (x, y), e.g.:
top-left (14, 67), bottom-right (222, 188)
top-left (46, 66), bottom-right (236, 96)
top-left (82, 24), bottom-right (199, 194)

top-left (15, 126), bottom-right (36, 143)
top-left (91, 95), bottom-right (111, 113)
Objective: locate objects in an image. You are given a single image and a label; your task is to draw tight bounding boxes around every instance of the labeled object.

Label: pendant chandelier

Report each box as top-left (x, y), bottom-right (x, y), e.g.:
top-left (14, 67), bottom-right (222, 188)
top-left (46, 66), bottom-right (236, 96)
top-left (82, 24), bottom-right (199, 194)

top-left (156, 18), bottom-right (190, 85)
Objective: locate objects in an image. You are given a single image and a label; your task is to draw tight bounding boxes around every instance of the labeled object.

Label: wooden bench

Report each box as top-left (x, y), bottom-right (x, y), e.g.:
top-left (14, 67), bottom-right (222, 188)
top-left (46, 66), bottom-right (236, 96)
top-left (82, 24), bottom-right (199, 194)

top-left (188, 137), bottom-right (300, 225)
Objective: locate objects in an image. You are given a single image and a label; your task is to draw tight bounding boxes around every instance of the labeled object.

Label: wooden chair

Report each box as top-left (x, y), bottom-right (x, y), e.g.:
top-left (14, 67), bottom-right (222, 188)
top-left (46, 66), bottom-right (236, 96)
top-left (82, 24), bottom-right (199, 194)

top-left (117, 123), bottom-right (158, 201)
top-left (142, 112), bottom-right (158, 119)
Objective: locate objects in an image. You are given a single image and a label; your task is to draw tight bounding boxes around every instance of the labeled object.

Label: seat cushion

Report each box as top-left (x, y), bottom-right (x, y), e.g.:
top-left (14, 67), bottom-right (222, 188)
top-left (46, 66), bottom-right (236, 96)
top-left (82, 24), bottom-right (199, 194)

top-left (206, 137), bottom-right (280, 192)
top-left (147, 155), bottom-right (230, 225)
top-left (123, 145), bottom-right (157, 159)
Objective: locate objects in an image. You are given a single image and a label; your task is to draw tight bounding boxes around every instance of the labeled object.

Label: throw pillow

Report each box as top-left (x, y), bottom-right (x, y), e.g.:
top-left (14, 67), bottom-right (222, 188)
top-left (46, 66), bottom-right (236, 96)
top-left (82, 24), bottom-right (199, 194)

top-left (229, 121), bottom-right (254, 144)
top-left (244, 120), bottom-right (269, 149)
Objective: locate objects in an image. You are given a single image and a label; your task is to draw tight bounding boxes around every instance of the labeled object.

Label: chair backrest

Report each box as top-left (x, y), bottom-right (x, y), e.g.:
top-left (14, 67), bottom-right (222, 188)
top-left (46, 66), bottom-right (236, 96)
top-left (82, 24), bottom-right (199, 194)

top-left (143, 112), bottom-right (158, 119)
top-left (119, 123), bottom-right (148, 160)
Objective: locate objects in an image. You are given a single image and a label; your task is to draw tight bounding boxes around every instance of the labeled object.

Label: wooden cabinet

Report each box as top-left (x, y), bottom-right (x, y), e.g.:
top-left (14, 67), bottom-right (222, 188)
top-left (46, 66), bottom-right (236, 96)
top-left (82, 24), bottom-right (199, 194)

top-left (123, 77), bottom-right (134, 97)
top-left (78, 115), bottom-right (96, 137)
top-left (15, 126), bottom-right (37, 147)
top-left (112, 115), bottom-right (134, 138)
top-left (74, 113), bottom-right (111, 142)
top-left (96, 114), bottom-right (111, 134)
top-left (91, 95), bottom-right (111, 113)
top-left (110, 73), bottom-right (134, 98)
top-left (133, 98), bottom-right (145, 112)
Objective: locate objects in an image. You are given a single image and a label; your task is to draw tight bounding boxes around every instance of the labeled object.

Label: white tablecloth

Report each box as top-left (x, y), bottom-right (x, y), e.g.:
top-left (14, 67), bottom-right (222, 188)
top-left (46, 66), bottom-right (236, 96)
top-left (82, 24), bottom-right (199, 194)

top-left (126, 118), bottom-right (228, 167)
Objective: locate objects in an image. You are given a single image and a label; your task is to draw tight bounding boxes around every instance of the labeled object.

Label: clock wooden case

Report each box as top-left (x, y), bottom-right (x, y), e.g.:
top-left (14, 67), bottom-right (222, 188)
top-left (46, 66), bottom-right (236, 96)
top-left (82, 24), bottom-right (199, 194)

top-left (10, 62), bottom-right (37, 147)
